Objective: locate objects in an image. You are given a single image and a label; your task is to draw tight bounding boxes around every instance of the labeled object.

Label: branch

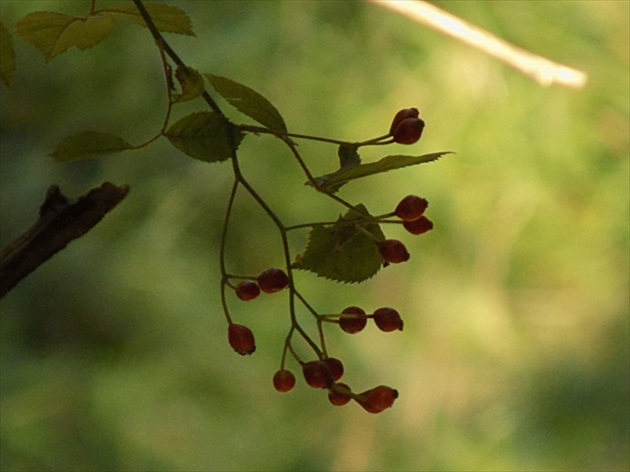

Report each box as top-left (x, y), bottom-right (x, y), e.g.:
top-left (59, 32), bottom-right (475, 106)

top-left (370, 0), bottom-right (587, 89)
top-left (0, 182), bottom-right (129, 298)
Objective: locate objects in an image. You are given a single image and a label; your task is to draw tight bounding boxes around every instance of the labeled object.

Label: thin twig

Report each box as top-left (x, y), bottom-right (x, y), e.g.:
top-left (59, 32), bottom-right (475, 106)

top-left (370, 0), bottom-right (587, 88)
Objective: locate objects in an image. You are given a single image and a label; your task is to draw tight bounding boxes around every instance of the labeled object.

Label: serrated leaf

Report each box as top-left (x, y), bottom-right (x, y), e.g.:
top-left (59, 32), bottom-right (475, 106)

top-left (0, 22), bottom-right (16, 86)
top-left (173, 66), bottom-right (205, 103)
top-left (165, 111), bottom-right (243, 163)
top-left (16, 12), bottom-right (113, 61)
top-left (51, 131), bottom-right (132, 162)
top-left (312, 151), bottom-right (454, 193)
top-left (294, 204), bottom-right (385, 283)
top-left (104, 3), bottom-right (194, 36)
top-left (205, 74), bottom-right (287, 132)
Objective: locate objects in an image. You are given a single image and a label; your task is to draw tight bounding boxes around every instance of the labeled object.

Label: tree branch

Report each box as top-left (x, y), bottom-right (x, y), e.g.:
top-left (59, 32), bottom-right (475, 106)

top-left (0, 182), bottom-right (129, 298)
top-left (370, 0), bottom-right (587, 89)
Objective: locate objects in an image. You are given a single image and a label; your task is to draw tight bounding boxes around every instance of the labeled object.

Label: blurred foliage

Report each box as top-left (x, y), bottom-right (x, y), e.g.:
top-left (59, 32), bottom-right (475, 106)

top-left (1, 1), bottom-right (628, 471)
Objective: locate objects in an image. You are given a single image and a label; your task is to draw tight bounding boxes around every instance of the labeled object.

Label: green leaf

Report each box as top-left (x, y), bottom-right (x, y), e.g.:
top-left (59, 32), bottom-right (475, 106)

top-left (294, 204), bottom-right (385, 283)
top-left (165, 112), bottom-right (243, 163)
top-left (173, 66), bottom-right (205, 103)
top-left (0, 21), bottom-right (16, 86)
top-left (338, 144), bottom-right (361, 170)
top-left (104, 3), bottom-right (194, 36)
top-left (205, 74), bottom-right (287, 132)
top-left (312, 151), bottom-right (454, 193)
top-left (51, 131), bottom-right (133, 162)
top-left (16, 12), bottom-right (113, 61)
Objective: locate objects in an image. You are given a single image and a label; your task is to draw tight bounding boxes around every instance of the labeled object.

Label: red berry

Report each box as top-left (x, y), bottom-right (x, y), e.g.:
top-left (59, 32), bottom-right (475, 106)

top-left (328, 383), bottom-right (352, 406)
top-left (354, 386), bottom-right (399, 413)
top-left (395, 195), bottom-right (429, 221)
top-left (273, 369), bottom-right (296, 392)
top-left (339, 306), bottom-right (368, 334)
top-left (258, 268), bottom-right (289, 293)
top-left (403, 215), bottom-right (433, 235)
top-left (378, 239), bottom-right (410, 263)
top-left (324, 357), bottom-right (344, 382)
top-left (302, 360), bottom-right (332, 388)
top-left (393, 117), bottom-right (425, 144)
top-left (389, 108), bottom-right (419, 135)
top-left (228, 324), bottom-right (256, 355)
top-left (373, 307), bottom-right (404, 332)
top-left (235, 280), bottom-right (260, 301)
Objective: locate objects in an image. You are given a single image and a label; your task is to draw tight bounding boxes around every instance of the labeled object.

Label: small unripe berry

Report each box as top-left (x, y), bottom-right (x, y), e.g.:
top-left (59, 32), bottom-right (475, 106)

top-left (403, 215), bottom-right (433, 235)
top-left (273, 369), bottom-right (296, 393)
top-left (302, 360), bottom-right (332, 388)
top-left (354, 385), bottom-right (399, 413)
top-left (258, 268), bottom-right (289, 293)
top-left (339, 306), bottom-right (368, 334)
top-left (378, 239), bottom-right (410, 263)
top-left (228, 324), bottom-right (256, 355)
top-left (324, 357), bottom-right (344, 382)
top-left (393, 117), bottom-right (425, 145)
top-left (389, 108), bottom-right (420, 135)
top-left (328, 383), bottom-right (352, 406)
top-left (235, 280), bottom-right (260, 301)
top-left (373, 307), bottom-right (404, 332)
top-left (395, 195), bottom-right (429, 221)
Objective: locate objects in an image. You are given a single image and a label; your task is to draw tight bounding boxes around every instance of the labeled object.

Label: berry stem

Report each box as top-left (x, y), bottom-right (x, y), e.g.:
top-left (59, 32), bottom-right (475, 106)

top-left (219, 178), bottom-right (240, 324)
top-left (239, 124), bottom-right (391, 148)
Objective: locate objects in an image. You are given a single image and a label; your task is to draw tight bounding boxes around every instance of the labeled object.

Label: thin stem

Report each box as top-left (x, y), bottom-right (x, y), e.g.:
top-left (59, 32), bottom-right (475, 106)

top-left (132, 0), bottom-right (225, 116)
top-left (280, 136), bottom-right (357, 212)
top-left (240, 124), bottom-right (392, 148)
top-left (219, 179), bottom-right (240, 325)
top-left (280, 326), bottom-right (295, 369)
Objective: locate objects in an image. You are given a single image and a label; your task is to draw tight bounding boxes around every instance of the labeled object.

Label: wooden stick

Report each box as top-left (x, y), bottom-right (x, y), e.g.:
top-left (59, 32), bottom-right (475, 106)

top-left (370, 0), bottom-right (587, 88)
top-left (0, 182), bottom-right (129, 298)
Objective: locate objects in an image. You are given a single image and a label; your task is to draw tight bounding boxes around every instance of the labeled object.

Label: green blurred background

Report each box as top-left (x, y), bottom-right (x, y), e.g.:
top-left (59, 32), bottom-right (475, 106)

top-left (1, 1), bottom-right (628, 470)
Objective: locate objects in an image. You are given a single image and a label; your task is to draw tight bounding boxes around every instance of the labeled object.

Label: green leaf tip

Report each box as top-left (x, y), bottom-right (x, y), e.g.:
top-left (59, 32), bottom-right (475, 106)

top-left (165, 111), bottom-right (243, 163)
top-left (311, 151), bottom-right (454, 193)
top-left (51, 131), bottom-right (133, 162)
top-left (173, 66), bottom-right (205, 103)
top-left (205, 74), bottom-right (287, 133)
top-left (294, 204), bottom-right (385, 283)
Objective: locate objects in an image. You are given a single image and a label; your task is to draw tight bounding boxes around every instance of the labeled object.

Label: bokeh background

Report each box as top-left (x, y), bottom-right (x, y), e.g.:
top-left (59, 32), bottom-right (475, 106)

top-left (1, 1), bottom-right (628, 471)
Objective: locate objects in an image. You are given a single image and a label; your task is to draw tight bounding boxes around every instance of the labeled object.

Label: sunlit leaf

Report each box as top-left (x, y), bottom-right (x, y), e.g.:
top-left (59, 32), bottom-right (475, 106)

top-left (205, 74), bottom-right (287, 132)
top-left (294, 204), bottom-right (385, 283)
top-left (104, 3), bottom-right (194, 36)
top-left (51, 131), bottom-right (133, 162)
top-left (165, 111), bottom-right (243, 163)
top-left (0, 21), bottom-right (16, 86)
top-left (16, 12), bottom-right (113, 61)
top-left (173, 66), bottom-right (205, 103)
top-left (312, 151), bottom-right (454, 193)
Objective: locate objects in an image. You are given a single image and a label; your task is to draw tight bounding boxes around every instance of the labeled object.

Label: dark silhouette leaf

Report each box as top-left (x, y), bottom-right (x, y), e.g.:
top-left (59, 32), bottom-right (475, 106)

top-left (205, 74), bottom-right (287, 132)
top-left (165, 111), bottom-right (243, 163)
top-left (51, 131), bottom-right (132, 162)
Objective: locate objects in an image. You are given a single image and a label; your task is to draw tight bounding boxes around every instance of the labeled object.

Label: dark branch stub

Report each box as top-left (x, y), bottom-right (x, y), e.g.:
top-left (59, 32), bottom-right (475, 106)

top-left (0, 182), bottom-right (129, 298)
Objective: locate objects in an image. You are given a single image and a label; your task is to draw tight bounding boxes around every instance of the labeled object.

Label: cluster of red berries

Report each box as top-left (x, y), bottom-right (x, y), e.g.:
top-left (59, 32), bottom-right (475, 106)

top-left (272, 358), bottom-right (398, 414)
top-left (234, 267), bottom-right (289, 301)
top-left (377, 194), bottom-right (434, 265)
top-left (223, 108), bottom-right (437, 414)
top-left (389, 107), bottom-right (425, 145)
top-left (339, 306), bottom-right (403, 333)
top-left (226, 268), bottom-right (290, 355)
